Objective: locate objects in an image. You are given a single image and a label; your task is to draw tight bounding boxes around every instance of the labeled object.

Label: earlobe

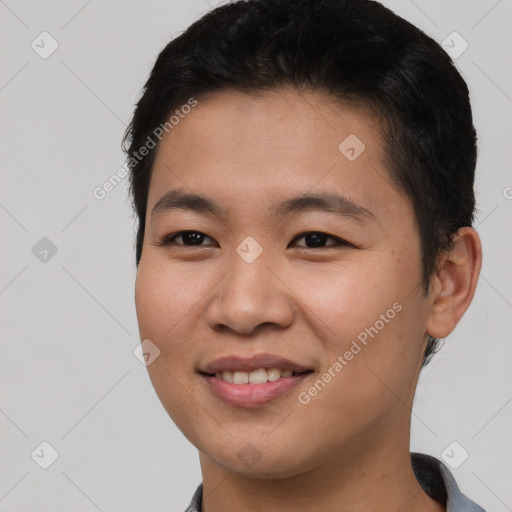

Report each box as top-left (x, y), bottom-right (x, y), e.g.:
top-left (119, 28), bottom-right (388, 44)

top-left (425, 227), bottom-right (482, 339)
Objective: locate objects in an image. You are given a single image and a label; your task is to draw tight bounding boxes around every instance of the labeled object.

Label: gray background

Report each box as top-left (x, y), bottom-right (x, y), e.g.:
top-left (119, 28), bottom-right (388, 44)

top-left (1, 1), bottom-right (511, 511)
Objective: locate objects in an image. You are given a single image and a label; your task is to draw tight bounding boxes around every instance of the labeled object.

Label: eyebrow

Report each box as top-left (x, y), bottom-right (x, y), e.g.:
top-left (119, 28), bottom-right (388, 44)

top-left (151, 189), bottom-right (376, 223)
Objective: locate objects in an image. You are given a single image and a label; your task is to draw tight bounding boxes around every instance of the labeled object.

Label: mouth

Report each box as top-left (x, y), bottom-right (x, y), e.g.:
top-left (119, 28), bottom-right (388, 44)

top-left (198, 354), bottom-right (315, 407)
top-left (201, 368), bottom-right (313, 384)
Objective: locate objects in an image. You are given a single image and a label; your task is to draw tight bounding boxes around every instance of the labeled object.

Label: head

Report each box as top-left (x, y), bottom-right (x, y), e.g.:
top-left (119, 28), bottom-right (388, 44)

top-left (124, 0), bottom-right (481, 477)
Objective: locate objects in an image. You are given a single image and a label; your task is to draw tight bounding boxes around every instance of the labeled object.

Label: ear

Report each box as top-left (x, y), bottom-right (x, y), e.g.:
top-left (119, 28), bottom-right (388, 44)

top-left (425, 227), bottom-right (482, 339)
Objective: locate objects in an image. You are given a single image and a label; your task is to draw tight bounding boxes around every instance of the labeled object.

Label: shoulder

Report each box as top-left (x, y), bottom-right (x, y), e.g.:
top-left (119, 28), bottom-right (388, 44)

top-left (411, 452), bottom-right (486, 512)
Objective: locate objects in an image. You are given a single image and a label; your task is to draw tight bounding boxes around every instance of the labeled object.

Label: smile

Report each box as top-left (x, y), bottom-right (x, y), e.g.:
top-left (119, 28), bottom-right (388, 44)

top-left (200, 370), bottom-right (314, 407)
top-left (212, 368), bottom-right (308, 384)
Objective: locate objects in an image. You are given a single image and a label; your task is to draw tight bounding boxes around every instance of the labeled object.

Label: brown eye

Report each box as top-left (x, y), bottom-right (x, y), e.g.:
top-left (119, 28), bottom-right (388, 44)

top-left (291, 232), bottom-right (349, 249)
top-left (159, 231), bottom-right (216, 247)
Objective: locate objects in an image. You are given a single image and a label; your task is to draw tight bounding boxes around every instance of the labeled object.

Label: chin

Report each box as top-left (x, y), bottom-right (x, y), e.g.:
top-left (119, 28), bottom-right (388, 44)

top-left (199, 437), bottom-right (320, 479)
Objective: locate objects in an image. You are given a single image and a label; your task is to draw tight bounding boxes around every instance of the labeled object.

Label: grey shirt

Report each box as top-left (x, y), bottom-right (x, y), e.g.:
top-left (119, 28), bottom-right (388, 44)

top-left (183, 453), bottom-right (485, 511)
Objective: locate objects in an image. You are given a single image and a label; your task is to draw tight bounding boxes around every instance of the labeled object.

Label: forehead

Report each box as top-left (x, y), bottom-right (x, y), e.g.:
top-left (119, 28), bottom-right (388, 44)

top-left (148, 87), bottom-right (408, 224)
top-left (154, 87), bottom-right (385, 166)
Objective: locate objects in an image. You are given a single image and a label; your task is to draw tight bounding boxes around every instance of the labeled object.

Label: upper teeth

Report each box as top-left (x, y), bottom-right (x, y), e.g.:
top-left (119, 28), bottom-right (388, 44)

top-left (214, 368), bottom-right (294, 384)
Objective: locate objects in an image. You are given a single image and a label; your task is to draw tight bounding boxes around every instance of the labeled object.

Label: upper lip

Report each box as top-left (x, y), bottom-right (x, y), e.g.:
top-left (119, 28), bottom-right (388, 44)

top-left (200, 353), bottom-right (313, 374)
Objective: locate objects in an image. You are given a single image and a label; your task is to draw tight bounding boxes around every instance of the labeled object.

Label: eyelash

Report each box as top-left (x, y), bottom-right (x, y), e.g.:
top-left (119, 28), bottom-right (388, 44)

top-left (156, 230), bottom-right (352, 249)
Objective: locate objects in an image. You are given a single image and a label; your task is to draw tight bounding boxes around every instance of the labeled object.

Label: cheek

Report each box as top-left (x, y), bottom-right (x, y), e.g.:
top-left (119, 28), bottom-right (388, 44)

top-left (134, 261), bottom-right (194, 394)
top-left (288, 257), bottom-right (402, 339)
top-left (134, 261), bottom-right (205, 427)
top-left (134, 259), bottom-right (207, 340)
top-left (289, 253), bottom-right (425, 398)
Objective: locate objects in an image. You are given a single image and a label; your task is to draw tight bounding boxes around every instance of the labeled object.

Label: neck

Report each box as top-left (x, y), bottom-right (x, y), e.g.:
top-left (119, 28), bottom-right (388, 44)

top-left (198, 433), bottom-right (445, 512)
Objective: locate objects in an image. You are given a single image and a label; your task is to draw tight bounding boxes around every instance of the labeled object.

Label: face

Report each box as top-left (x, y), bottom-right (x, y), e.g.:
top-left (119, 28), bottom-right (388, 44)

top-left (135, 87), bottom-right (432, 478)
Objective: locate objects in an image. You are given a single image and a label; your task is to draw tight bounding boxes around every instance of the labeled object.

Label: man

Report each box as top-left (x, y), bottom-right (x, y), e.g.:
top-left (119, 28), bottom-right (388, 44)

top-left (123, 1), bottom-right (485, 510)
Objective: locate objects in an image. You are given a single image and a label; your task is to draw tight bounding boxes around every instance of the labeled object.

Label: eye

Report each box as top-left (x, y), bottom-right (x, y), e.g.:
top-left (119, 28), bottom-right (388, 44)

top-left (156, 230), bottom-right (352, 249)
top-left (157, 230), bottom-right (217, 247)
top-left (290, 231), bottom-right (351, 249)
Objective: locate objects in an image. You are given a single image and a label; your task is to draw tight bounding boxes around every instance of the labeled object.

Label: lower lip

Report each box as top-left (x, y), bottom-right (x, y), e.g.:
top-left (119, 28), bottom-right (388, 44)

top-left (200, 373), bottom-right (313, 407)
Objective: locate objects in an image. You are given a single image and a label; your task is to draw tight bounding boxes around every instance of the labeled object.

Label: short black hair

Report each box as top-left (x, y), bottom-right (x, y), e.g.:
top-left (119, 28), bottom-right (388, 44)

top-left (122, 0), bottom-right (478, 366)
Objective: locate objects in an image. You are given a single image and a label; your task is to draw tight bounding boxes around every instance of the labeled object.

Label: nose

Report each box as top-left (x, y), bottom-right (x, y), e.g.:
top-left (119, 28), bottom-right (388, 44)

top-left (205, 252), bottom-right (295, 336)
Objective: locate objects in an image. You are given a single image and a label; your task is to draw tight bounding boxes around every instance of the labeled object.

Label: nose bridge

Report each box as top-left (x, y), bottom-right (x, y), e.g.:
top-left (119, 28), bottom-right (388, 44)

top-left (206, 238), bottom-right (293, 334)
top-left (231, 242), bottom-right (273, 296)
top-left (227, 238), bottom-right (277, 307)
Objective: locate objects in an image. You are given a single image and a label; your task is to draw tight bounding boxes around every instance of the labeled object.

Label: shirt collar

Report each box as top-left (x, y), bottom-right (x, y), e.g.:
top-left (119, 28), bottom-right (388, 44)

top-left (412, 452), bottom-right (486, 512)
